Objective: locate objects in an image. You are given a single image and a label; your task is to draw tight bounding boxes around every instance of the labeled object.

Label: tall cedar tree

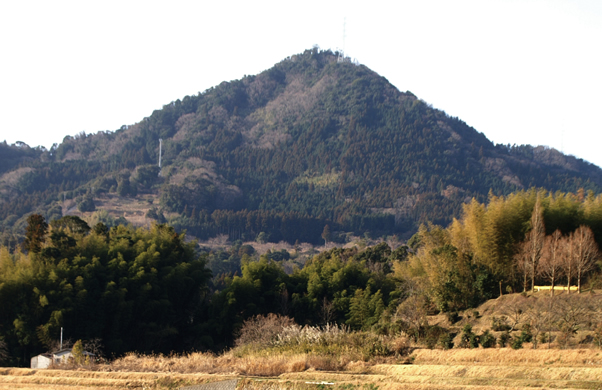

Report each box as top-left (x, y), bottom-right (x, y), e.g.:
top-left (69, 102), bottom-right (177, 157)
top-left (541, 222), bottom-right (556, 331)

top-left (22, 214), bottom-right (48, 253)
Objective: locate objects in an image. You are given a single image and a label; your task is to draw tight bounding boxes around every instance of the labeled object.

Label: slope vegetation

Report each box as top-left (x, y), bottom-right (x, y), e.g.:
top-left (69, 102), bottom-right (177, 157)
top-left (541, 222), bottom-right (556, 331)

top-left (2, 48), bottom-right (602, 244)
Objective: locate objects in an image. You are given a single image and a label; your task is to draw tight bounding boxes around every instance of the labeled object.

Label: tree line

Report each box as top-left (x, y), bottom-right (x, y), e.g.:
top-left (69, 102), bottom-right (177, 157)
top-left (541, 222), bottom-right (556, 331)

top-left (1, 187), bottom-right (602, 367)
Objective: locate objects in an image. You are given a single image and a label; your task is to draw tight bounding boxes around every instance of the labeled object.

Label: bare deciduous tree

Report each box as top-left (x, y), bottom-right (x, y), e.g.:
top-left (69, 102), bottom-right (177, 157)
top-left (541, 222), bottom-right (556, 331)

top-left (82, 338), bottom-right (105, 363)
top-left (571, 225), bottom-right (600, 293)
top-left (320, 297), bottom-right (336, 324)
top-left (48, 338), bottom-right (74, 353)
top-left (235, 313), bottom-right (295, 347)
top-left (554, 295), bottom-right (590, 348)
top-left (280, 287), bottom-right (290, 315)
top-left (515, 199), bottom-right (545, 292)
top-left (562, 233), bottom-right (576, 294)
top-left (540, 230), bottom-right (564, 296)
top-left (394, 295), bottom-right (428, 340)
top-left (499, 294), bottom-right (529, 331)
top-left (526, 199), bottom-right (545, 292)
top-left (514, 240), bottom-right (531, 293)
top-left (524, 296), bottom-right (556, 349)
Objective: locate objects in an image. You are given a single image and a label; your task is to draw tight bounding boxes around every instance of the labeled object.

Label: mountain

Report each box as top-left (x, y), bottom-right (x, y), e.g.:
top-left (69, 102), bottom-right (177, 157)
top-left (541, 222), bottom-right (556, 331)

top-left (1, 48), bottom-right (601, 245)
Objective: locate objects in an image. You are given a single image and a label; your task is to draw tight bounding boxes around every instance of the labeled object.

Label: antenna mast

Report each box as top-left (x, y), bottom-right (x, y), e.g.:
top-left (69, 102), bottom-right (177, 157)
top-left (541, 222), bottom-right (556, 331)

top-left (338, 17), bottom-right (346, 63)
top-left (158, 139), bottom-right (163, 176)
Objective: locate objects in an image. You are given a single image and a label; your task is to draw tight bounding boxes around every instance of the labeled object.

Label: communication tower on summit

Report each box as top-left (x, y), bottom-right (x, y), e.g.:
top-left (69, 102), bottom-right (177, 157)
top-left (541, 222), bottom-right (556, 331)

top-left (338, 17), bottom-right (346, 63)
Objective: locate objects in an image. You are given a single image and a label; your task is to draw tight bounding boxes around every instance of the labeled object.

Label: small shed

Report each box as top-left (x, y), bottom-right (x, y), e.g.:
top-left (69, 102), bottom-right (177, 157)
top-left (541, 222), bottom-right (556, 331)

top-left (30, 353), bottom-right (53, 369)
top-left (30, 348), bottom-right (74, 369)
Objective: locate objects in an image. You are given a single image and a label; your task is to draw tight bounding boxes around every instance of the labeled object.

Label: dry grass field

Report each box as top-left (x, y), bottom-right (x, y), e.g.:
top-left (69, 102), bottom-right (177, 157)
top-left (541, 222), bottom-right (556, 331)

top-left (77, 193), bottom-right (158, 227)
top-left (2, 348), bottom-right (602, 390)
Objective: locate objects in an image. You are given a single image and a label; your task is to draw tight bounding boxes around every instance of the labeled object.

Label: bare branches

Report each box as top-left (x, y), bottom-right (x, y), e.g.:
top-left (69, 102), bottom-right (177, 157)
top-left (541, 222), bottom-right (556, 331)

top-left (496, 293), bottom-right (601, 349)
top-left (499, 294), bottom-right (529, 332)
top-left (571, 226), bottom-right (600, 293)
top-left (563, 231), bottom-right (576, 293)
top-left (519, 223), bottom-right (599, 294)
top-left (526, 199), bottom-right (545, 292)
top-left (554, 295), bottom-right (590, 348)
top-left (515, 199), bottom-right (545, 293)
top-left (523, 296), bottom-right (556, 348)
top-left (235, 314), bottom-right (295, 347)
top-left (540, 230), bottom-right (564, 296)
top-left (514, 241), bottom-right (531, 293)
top-left (320, 297), bottom-right (335, 325)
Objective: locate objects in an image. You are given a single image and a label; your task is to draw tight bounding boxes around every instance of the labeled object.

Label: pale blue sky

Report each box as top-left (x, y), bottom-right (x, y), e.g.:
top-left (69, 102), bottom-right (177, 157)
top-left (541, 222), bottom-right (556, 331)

top-left (1, 0), bottom-right (601, 167)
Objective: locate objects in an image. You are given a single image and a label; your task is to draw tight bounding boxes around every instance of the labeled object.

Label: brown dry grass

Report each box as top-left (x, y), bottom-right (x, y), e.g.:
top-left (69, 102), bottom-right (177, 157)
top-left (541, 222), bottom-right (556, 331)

top-left (0, 367), bottom-right (232, 390)
top-left (84, 347), bottom-right (602, 377)
top-left (96, 351), bottom-right (370, 377)
top-left (4, 348), bottom-right (602, 390)
top-left (411, 347), bottom-right (602, 366)
top-left (372, 363), bottom-right (602, 381)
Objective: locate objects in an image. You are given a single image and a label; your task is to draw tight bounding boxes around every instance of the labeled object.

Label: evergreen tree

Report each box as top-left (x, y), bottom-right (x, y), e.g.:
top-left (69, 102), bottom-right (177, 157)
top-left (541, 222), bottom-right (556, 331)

top-left (22, 214), bottom-right (48, 253)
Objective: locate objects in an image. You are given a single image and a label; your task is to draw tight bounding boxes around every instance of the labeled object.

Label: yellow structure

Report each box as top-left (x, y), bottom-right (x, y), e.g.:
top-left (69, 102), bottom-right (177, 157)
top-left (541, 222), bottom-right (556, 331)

top-left (534, 285), bottom-right (579, 292)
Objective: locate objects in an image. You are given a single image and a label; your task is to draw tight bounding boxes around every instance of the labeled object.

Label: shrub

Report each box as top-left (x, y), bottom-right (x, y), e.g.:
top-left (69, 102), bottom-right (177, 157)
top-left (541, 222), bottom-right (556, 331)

top-left (366, 337), bottom-right (392, 359)
top-left (235, 321), bottom-right (410, 362)
top-left (480, 330), bottom-right (496, 348)
top-left (391, 336), bottom-right (411, 356)
top-left (538, 332), bottom-right (550, 346)
top-left (235, 314), bottom-right (295, 347)
top-left (511, 336), bottom-right (523, 349)
top-left (498, 331), bottom-right (511, 348)
top-left (491, 316), bottom-right (512, 332)
top-left (146, 207), bottom-right (166, 223)
top-left (438, 332), bottom-right (454, 350)
top-left (459, 325), bottom-right (479, 349)
top-left (77, 194), bottom-right (95, 212)
top-left (274, 323), bottom-right (347, 347)
top-left (72, 340), bottom-right (84, 364)
top-left (446, 311), bottom-right (460, 324)
top-left (557, 323), bottom-right (578, 349)
top-left (519, 324), bottom-right (532, 343)
top-left (593, 323), bottom-right (602, 349)
top-left (424, 325), bottom-right (449, 349)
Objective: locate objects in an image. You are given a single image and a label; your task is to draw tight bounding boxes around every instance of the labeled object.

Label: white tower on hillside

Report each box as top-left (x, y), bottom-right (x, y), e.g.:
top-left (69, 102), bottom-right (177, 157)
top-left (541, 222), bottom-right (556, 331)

top-left (158, 138), bottom-right (163, 176)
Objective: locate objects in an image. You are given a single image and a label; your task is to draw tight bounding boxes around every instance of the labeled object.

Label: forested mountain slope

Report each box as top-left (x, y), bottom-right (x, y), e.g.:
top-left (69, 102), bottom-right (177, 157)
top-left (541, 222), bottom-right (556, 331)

top-left (1, 48), bottom-right (601, 244)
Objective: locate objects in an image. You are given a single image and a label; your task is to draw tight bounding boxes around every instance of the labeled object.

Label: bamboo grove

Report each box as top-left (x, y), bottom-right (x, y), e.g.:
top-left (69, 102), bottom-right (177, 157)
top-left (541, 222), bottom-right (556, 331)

top-left (399, 189), bottom-right (602, 313)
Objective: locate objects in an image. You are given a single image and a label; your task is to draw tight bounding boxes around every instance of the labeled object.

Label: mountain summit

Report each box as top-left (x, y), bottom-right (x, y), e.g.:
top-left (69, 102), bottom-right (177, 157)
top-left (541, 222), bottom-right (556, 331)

top-left (1, 48), bottom-right (601, 244)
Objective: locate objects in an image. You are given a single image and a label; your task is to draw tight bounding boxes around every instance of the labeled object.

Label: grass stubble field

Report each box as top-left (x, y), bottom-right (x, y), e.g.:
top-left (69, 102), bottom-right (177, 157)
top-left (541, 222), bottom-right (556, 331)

top-left (1, 348), bottom-right (602, 390)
